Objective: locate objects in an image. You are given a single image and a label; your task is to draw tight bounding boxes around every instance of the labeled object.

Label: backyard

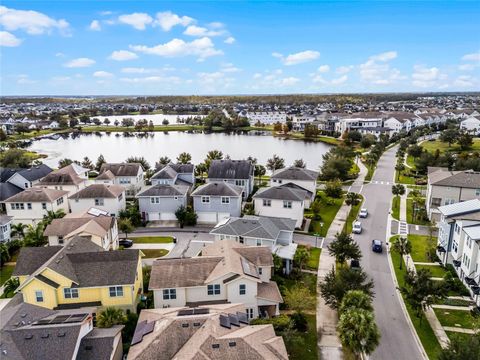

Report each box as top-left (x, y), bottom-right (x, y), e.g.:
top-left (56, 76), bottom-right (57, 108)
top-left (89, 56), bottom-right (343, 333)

top-left (434, 308), bottom-right (477, 329)
top-left (408, 234), bottom-right (437, 262)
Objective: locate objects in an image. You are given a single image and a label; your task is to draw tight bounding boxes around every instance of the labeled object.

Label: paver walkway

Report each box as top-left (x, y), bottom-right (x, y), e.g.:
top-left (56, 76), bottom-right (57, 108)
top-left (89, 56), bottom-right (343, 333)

top-left (443, 327), bottom-right (476, 334)
top-left (431, 304), bottom-right (472, 311)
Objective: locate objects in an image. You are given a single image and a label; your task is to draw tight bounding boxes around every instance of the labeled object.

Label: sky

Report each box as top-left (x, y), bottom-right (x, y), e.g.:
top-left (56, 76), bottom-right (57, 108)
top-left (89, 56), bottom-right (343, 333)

top-left (1, 1), bottom-right (479, 95)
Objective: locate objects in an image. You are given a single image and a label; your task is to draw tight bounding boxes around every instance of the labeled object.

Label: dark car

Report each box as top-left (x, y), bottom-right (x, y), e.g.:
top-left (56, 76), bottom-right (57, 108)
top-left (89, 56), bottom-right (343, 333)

top-left (350, 259), bottom-right (361, 269)
top-left (119, 239), bottom-right (133, 248)
top-left (371, 239), bottom-right (383, 253)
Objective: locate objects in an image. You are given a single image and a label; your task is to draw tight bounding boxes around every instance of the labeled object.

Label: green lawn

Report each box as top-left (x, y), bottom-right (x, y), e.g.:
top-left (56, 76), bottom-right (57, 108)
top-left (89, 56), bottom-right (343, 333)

top-left (407, 199), bottom-right (430, 225)
top-left (343, 195), bottom-right (364, 234)
top-left (133, 236), bottom-right (173, 244)
top-left (415, 264), bottom-right (448, 278)
top-left (390, 245), bottom-right (442, 359)
top-left (434, 308), bottom-right (477, 329)
top-left (408, 234), bottom-right (436, 263)
top-left (406, 155), bottom-right (417, 169)
top-left (140, 249), bottom-right (169, 258)
top-left (0, 265), bottom-right (14, 286)
top-left (364, 163), bottom-right (375, 182)
top-left (396, 171), bottom-right (419, 184)
top-left (286, 314), bottom-right (318, 360)
top-left (446, 331), bottom-right (475, 343)
top-left (421, 138), bottom-right (480, 154)
top-left (392, 196), bottom-right (400, 220)
top-left (306, 247), bottom-right (321, 270)
top-left (309, 192), bottom-right (344, 237)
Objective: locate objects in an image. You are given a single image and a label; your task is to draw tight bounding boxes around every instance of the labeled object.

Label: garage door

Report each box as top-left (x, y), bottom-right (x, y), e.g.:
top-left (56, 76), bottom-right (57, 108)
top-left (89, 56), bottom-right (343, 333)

top-left (198, 212), bottom-right (218, 224)
top-left (148, 212), bottom-right (160, 221)
top-left (160, 212), bottom-right (177, 221)
top-left (217, 213), bottom-right (230, 221)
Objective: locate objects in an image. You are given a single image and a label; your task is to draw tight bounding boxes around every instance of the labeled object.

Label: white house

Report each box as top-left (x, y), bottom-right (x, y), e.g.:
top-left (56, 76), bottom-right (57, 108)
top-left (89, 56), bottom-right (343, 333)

top-left (69, 184), bottom-right (126, 216)
top-left (270, 166), bottom-right (318, 205)
top-left (98, 163), bottom-right (144, 197)
top-left (36, 164), bottom-right (88, 196)
top-left (149, 240), bottom-right (283, 319)
top-left (246, 112), bottom-right (287, 125)
top-left (0, 215), bottom-right (13, 242)
top-left (2, 188), bottom-right (69, 225)
top-left (460, 117), bottom-right (480, 135)
top-left (136, 184), bottom-right (190, 222)
top-left (5, 164), bottom-right (53, 190)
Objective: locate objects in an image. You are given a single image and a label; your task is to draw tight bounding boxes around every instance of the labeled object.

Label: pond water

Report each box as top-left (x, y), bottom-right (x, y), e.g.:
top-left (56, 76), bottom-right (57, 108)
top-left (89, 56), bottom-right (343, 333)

top-left (28, 132), bottom-right (332, 170)
top-left (90, 113), bottom-right (205, 126)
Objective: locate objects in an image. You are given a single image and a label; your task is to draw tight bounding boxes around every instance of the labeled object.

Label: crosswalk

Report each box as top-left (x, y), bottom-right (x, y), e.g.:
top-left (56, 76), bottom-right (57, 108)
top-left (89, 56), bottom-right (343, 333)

top-left (398, 221), bottom-right (408, 236)
top-left (370, 180), bottom-right (392, 185)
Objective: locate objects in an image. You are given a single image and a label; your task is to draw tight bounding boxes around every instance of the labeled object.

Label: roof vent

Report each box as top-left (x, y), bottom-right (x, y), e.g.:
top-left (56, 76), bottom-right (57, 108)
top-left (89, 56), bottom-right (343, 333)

top-left (41, 334), bottom-right (49, 339)
top-left (212, 344), bottom-right (220, 349)
top-left (229, 341), bottom-right (236, 347)
top-left (24, 334), bottom-right (33, 340)
top-left (20, 313), bottom-right (27, 318)
top-left (181, 323), bottom-right (189, 328)
top-left (85, 346), bottom-right (93, 351)
top-left (57, 332), bottom-right (66, 337)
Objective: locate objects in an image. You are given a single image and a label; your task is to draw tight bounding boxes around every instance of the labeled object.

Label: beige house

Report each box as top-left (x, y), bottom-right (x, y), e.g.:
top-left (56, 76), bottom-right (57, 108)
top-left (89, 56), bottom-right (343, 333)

top-left (426, 167), bottom-right (480, 221)
top-left (69, 184), bottom-right (126, 216)
top-left (98, 163), bottom-right (144, 197)
top-left (35, 164), bottom-right (88, 196)
top-left (127, 303), bottom-right (288, 360)
top-left (149, 240), bottom-right (283, 319)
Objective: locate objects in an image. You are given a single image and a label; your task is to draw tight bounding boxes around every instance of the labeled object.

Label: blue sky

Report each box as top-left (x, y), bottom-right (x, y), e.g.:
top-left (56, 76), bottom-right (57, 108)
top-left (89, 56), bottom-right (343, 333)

top-left (1, 1), bottom-right (479, 95)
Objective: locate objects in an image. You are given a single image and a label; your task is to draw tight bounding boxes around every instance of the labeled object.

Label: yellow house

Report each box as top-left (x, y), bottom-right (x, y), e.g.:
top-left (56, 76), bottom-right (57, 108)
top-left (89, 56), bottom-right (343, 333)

top-left (12, 236), bottom-right (143, 311)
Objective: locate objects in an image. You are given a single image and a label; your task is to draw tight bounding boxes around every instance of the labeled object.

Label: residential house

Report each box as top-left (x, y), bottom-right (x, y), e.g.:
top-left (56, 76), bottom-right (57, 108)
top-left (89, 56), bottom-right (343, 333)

top-left (2, 188), bottom-right (69, 225)
top-left (426, 167), bottom-right (480, 221)
top-left (271, 166), bottom-right (318, 205)
top-left (12, 236), bottom-right (143, 311)
top-left (137, 184), bottom-right (190, 222)
top-left (98, 163), bottom-right (144, 197)
top-left (192, 182), bottom-right (243, 224)
top-left (36, 164), bottom-right (88, 196)
top-left (383, 112), bottom-right (415, 134)
top-left (460, 116), bottom-right (480, 134)
top-left (44, 208), bottom-right (119, 250)
top-left (149, 240), bottom-right (283, 319)
top-left (0, 294), bottom-right (124, 360)
top-left (4, 164), bottom-right (53, 190)
top-left (127, 303), bottom-right (288, 360)
top-left (207, 160), bottom-right (254, 200)
top-left (62, 163), bottom-right (90, 180)
top-left (0, 215), bottom-right (13, 242)
top-left (246, 111), bottom-right (287, 124)
top-left (253, 185), bottom-right (308, 227)
top-left (151, 163), bottom-right (195, 186)
top-left (69, 184), bottom-right (126, 217)
top-left (210, 216), bottom-right (297, 274)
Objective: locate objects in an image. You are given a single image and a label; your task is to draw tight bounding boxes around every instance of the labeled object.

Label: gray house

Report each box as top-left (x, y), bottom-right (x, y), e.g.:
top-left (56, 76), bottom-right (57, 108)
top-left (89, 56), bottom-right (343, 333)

top-left (151, 163), bottom-right (195, 186)
top-left (191, 182), bottom-right (243, 224)
top-left (207, 160), bottom-right (254, 199)
top-left (137, 184), bottom-right (190, 222)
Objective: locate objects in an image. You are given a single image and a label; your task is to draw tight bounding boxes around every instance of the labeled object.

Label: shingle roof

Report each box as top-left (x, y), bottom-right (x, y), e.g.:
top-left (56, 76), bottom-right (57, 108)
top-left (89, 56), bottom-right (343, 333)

top-left (0, 182), bottom-right (22, 202)
top-left (95, 170), bottom-right (115, 181)
top-left (151, 166), bottom-right (178, 180)
top-left (12, 246), bottom-right (63, 276)
top-left (37, 170), bottom-right (84, 186)
top-left (271, 166), bottom-right (318, 181)
top-left (257, 281), bottom-right (283, 303)
top-left (15, 164), bottom-right (53, 182)
top-left (77, 326), bottom-right (124, 360)
top-left (253, 185), bottom-right (307, 201)
top-left (431, 170), bottom-right (480, 188)
top-left (3, 187), bottom-right (68, 203)
top-left (69, 184), bottom-right (124, 199)
top-left (137, 184), bottom-right (189, 197)
top-left (100, 163), bottom-right (141, 177)
top-left (191, 182), bottom-right (243, 197)
top-left (0, 168), bottom-right (20, 182)
top-left (208, 160), bottom-right (253, 180)
top-left (0, 215), bottom-right (13, 225)
top-left (43, 216), bottom-right (113, 237)
top-left (210, 216), bottom-right (296, 240)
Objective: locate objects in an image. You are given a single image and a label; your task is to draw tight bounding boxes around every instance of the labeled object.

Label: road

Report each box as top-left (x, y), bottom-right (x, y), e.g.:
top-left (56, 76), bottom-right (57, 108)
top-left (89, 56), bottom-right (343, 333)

top-left (352, 146), bottom-right (425, 360)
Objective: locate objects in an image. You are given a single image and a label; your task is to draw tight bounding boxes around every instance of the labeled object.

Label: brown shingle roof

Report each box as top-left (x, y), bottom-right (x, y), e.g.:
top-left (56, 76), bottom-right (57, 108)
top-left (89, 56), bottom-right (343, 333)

top-left (38, 171), bottom-right (84, 186)
top-left (3, 188), bottom-right (68, 203)
top-left (43, 216), bottom-right (113, 236)
top-left (100, 163), bottom-right (141, 177)
top-left (257, 281), bottom-right (283, 303)
top-left (69, 184), bottom-right (124, 199)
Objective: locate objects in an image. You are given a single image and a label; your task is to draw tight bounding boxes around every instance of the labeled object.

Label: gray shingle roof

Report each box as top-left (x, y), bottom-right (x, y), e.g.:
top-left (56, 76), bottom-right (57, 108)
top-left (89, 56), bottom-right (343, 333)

top-left (208, 160), bottom-right (253, 180)
top-left (210, 216), bottom-right (296, 240)
top-left (0, 182), bottom-right (22, 202)
top-left (151, 166), bottom-right (178, 180)
top-left (13, 247), bottom-right (63, 276)
top-left (137, 184), bottom-right (189, 197)
top-left (253, 185), bottom-right (307, 201)
top-left (431, 170), bottom-right (480, 189)
top-left (100, 163), bottom-right (141, 177)
top-left (0, 168), bottom-right (20, 182)
top-left (69, 184), bottom-right (124, 199)
top-left (3, 187), bottom-right (68, 203)
top-left (16, 164), bottom-right (53, 182)
top-left (271, 166), bottom-right (318, 181)
top-left (77, 326), bottom-right (123, 360)
top-left (191, 182), bottom-right (243, 197)
top-left (37, 171), bottom-right (83, 186)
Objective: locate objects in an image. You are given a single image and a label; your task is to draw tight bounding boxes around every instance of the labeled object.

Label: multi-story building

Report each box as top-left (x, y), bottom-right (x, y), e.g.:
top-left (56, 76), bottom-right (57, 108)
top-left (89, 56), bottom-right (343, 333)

top-left (69, 184), bottom-right (126, 217)
top-left (207, 160), bottom-right (254, 200)
top-left (246, 111), bottom-right (287, 124)
top-left (97, 163), bottom-right (144, 197)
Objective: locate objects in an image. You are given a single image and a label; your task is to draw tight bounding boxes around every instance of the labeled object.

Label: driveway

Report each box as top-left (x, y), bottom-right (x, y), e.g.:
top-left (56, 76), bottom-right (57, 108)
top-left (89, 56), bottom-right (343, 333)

top-left (353, 146), bottom-right (426, 360)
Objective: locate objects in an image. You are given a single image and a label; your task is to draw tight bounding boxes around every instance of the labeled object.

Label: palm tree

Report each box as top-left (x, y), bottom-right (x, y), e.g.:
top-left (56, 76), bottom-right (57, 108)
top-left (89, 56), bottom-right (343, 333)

top-left (328, 232), bottom-right (362, 265)
top-left (97, 307), bottom-right (127, 328)
top-left (23, 223), bottom-right (46, 247)
top-left (10, 223), bottom-right (27, 239)
top-left (345, 192), bottom-right (361, 207)
top-left (337, 307), bottom-right (380, 356)
top-left (339, 290), bottom-right (373, 313)
top-left (392, 237), bottom-right (412, 270)
top-left (0, 242), bottom-right (10, 266)
top-left (43, 209), bottom-right (66, 225)
top-left (3, 277), bottom-right (20, 297)
top-left (177, 152), bottom-right (192, 164)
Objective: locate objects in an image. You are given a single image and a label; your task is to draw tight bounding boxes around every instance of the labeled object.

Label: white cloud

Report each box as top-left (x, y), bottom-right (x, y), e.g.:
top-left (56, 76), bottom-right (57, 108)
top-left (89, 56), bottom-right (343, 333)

top-left (317, 65), bottom-right (330, 73)
top-left (51, 76), bottom-right (71, 81)
top-left (454, 75), bottom-right (475, 88)
top-left (0, 31), bottom-right (21, 47)
top-left (89, 20), bottom-right (101, 31)
top-left (273, 50), bottom-right (320, 65)
top-left (55, 52), bottom-right (65, 57)
top-left (64, 57), bottom-right (96, 68)
top-left (221, 63), bottom-right (241, 73)
top-left (109, 50), bottom-right (138, 61)
top-left (120, 75), bottom-right (181, 84)
top-left (281, 77), bottom-right (300, 86)
top-left (459, 63), bottom-right (477, 71)
top-left (118, 12), bottom-right (153, 30)
top-left (183, 25), bottom-right (224, 37)
top-left (0, 6), bottom-right (69, 35)
top-left (16, 74), bottom-right (35, 84)
top-left (224, 36), bottom-right (235, 44)
top-left (412, 65), bottom-right (441, 87)
top-left (360, 51), bottom-right (403, 85)
top-left (331, 75), bottom-right (348, 85)
top-left (251, 70), bottom-right (300, 89)
top-left (130, 37), bottom-right (222, 60)
top-left (93, 71), bottom-right (114, 78)
top-left (253, 73), bottom-right (262, 79)
top-left (462, 52), bottom-right (480, 62)
top-left (370, 51), bottom-right (397, 62)
top-left (336, 65), bottom-right (353, 74)
top-left (121, 67), bottom-right (152, 74)
top-left (154, 11), bottom-right (194, 31)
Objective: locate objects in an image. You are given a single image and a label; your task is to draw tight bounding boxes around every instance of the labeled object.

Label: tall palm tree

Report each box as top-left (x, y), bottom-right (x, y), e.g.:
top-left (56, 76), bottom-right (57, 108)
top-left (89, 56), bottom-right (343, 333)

top-left (3, 277), bottom-right (20, 297)
top-left (23, 223), bottom-right (46, 247)
top-left (97, 307), bottom-right (127, 328)
top-left (10, 223), bottom-right (27, 239)
top-left (43, 209), bottom-right (66, 225)
top-left (392, 237), bottom-right (412, 270)
top-left (345, 192), bottom-right (361, 207)
top-left (337, 307), bottom-right (380, 356)
top-left (339, 290), bottom-right (374, 314)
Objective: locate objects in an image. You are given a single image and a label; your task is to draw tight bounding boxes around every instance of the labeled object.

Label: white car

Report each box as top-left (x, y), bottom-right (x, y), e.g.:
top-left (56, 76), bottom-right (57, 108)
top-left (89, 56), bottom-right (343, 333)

top-left (359, 208), bottom-right (368, 218)
top-left (352, 221), bottom-right (362, 234)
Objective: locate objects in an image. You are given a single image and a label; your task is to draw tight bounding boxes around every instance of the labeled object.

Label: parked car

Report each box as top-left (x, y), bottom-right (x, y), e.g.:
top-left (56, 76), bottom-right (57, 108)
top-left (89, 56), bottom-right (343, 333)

top-left (119, 239), bottom-right (133, 248)
top-left (350, 259), bottom-right (361, 269)
top-left (359, 208), bottom-right (368, 218)
top-left (371, 239), bottom-right (383, 253)
top-left (352, 221), bottom-right (362, 234)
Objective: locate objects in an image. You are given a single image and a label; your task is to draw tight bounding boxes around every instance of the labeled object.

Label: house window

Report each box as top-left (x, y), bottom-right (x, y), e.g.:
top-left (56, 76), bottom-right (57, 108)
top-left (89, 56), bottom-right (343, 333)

top-left (109, 286), bottom-right (124, 297)
top-left (258, 268), bottom-right (263, 275)
top-left (235, 180), bottom-right (245, 186)
top-left (445, 199), bottom-right (455, 205)
top-left (221, 197), bottom-right (230, 204)
top-left (118, 193), bottom-right (123, 201)
top-left (239, 284), bottom-right (246, 295)
top-left (246, 308), bottom-right (254, 319)
top-left (24, 182), bottom-right (29, 188)
top-left (95, 198), bottom-right (104, 206)
top-left (263, 199), bottom-right (271, 207)
top-left (476, 189), bottom-right (480, 196)
top-left (256, 239), bottom-right (262, 246)
top-left (201, 196), bottom-right (210, 204)
top-left (35, 290), bottom-right (44, 302)
top-left (150, 197), bottom-right (160, 204)
top-left (163, 289), bottom-right (177, 300)
top-left (58, 236), bottom-right (64, 245)
top-left (27, 203), bottom-right (32, 210)
top-left (56, 197), bottom-right (64, 206)
top-left (63, 288), bottom-right (79, 299)
top-left (431, 198), bottom-right (441, 207)
top-left (283, 201), bottom-right (292, 209)
top-left (207, 284), bottom-right (220, 295)
top-left (42, 203), bottom-right (47, 210)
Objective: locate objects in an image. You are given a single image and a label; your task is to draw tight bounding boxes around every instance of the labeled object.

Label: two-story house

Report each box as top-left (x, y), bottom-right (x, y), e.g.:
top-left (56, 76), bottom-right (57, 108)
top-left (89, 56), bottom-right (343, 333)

top-left (98, 163), bottom-right (144, 197)
top-left (0, 215), bottom-right (13, 243)
top-left (137, 184), bottom-right (190, 222)
top-left (207, 160), bottom-right (254, 200)
top-left (69, 184), bottom-right (126, 217)
top-left (151, 163), bottom-right (195, 186)
top-left (12, 236), bottom-right (143, 311)
top-left (36, 164), bottom-right (88, 196)
top-left (426, 167), bottom-right (480, 221)
top-left (210, 215), bottom-right (297, 274)
top-left (460, 116), bottom-right (480, 134)
top-left (149, 240), bottom-right (282, 319)
top-left (44, 208), bottom-right (119, 250)
top-left (2, 188), bottom-right (69, 225)
top-left (3, 164), bottom-right (53, 190)
top-left (270, 166), bottom-right (318, 206)
top-left (191, 182), bottom-right (243, 224)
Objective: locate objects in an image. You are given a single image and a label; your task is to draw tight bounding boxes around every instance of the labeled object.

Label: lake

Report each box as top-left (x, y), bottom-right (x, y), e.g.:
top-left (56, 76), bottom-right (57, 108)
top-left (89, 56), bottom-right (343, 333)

top-left (28, 132), bottom-right (332, 170)
top-left (90, 113), bottom-right (205, 126)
